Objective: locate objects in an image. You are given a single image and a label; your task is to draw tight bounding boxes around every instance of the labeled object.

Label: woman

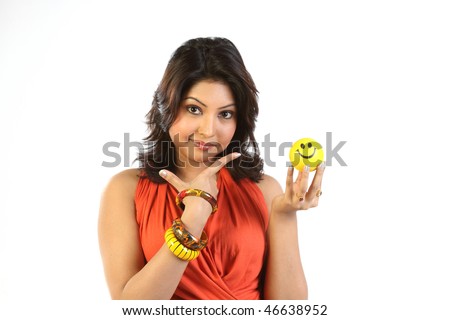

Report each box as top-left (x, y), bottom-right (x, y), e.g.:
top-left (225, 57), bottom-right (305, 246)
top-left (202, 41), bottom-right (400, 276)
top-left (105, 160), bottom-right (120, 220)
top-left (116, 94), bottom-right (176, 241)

top-left (98, 37), bottom-right (325, 300)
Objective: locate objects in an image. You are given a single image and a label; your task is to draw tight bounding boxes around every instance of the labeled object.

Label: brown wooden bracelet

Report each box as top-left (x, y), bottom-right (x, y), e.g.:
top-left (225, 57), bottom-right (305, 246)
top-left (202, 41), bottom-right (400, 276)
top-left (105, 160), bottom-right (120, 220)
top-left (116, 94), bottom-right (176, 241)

top-left (172, 218), bottom-right (208, 251)
top-left (175, 188), bottom-right (218, 214)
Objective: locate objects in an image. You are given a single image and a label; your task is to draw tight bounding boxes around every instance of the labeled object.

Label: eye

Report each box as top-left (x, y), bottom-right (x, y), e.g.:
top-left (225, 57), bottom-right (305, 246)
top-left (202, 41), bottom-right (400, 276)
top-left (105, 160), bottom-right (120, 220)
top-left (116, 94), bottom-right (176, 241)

top-left (300, 143), bottom-right (305, 149)
top-left (308, 142), bottom-right (312, 148)
top-left (219, 111), bottom-right (234, 119)
top-left (186, 105), bottom-right (202, 115)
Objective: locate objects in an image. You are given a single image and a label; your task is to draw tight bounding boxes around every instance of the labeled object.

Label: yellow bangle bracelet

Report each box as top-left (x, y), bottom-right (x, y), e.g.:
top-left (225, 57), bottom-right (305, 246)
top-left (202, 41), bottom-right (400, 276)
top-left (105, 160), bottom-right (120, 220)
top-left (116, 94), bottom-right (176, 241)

top-left (165, 228), bottom-right (200, 261)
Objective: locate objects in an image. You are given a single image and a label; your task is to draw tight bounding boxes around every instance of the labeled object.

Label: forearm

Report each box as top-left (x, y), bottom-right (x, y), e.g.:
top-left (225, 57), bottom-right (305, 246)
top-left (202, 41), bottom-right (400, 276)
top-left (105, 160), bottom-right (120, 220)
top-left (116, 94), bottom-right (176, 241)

top-left (119, 199), bottom-right (211, 300)
top-left (264, 210), bottom-right (308, 300)
top-left (120, 245), bottom-right (188, 299)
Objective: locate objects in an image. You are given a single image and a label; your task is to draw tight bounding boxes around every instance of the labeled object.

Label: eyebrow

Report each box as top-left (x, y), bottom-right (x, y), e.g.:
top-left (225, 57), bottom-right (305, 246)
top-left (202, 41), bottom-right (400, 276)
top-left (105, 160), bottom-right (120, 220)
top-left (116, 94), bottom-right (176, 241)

top-left (184, 97), bottom-right (236, 109)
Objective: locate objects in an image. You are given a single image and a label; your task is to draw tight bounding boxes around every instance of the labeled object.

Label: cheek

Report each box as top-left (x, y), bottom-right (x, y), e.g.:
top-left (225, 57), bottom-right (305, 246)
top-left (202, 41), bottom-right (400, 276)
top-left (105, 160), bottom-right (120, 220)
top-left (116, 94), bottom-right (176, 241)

top-left (218, 122), bottom-right (237, 143)
top-left (169, 118), bottom-right (194, 141)
top-left (168, 122), bottom-right (178, 141)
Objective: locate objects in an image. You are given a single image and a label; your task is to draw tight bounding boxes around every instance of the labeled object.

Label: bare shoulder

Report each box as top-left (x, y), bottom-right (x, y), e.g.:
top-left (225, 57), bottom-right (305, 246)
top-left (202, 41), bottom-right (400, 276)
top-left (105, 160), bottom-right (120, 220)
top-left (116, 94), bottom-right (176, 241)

top-left (109, 168), bottom-right (141, 185)
top-left (103, 168), bottom-right (141, 197)
top-left (99, 168), bottom-right (142, 239)
top-left (256, 173), bottom-right (284, 212)
top-left (257, 173), bottom-right (283, 194)
top-left (99, 168), bottom-right (141, 216)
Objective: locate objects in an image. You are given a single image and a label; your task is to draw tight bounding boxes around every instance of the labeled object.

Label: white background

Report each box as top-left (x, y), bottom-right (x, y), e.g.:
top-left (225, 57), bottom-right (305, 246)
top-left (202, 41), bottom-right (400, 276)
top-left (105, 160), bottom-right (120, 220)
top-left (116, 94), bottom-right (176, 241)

top-left (1, 0), bottom-right (449, 319)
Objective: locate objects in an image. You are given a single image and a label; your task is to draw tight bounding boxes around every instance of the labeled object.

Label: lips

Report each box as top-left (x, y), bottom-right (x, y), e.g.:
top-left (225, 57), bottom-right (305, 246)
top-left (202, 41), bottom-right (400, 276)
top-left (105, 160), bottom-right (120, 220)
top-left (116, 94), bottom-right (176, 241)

top-left (191, 139), bottom-right (219, 151)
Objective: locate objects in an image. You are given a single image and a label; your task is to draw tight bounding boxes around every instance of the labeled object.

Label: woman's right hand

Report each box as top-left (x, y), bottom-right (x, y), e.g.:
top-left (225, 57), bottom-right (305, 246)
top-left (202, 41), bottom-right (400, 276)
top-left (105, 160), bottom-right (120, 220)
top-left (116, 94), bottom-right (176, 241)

top-left (158, 152), bottom-right (241, 198)
top-left (158, 152), bottom-right (241, 234)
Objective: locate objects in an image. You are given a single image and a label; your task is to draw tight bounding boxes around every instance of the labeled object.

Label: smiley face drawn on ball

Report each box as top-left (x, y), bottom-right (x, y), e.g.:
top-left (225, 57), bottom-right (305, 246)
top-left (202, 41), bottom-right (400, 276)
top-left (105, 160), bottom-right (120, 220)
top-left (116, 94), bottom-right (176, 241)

top-left (296, 141), bottom-right (317, 159)
top-left (289, 138), bottom-right (324, 171)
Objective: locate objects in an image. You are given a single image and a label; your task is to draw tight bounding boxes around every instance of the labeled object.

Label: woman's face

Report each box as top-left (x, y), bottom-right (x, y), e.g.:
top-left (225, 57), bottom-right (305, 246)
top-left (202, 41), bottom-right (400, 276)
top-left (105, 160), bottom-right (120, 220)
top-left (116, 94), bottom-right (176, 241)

top-left (169, 80), bottom-right (237, 167)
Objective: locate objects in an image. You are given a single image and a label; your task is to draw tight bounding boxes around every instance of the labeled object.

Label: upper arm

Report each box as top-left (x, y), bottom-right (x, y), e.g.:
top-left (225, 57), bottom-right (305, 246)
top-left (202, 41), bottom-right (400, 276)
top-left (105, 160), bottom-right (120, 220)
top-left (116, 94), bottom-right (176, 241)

top-left (256, 173), bottom-right (284, 214)
top-left (98, 169), bottom-right (145, 299)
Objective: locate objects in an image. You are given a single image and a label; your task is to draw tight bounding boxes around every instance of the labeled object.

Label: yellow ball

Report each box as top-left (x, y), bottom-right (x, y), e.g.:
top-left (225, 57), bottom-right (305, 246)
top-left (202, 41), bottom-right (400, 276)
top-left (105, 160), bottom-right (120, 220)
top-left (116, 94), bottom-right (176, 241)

top-left (289, 138), bottom-right (324, 171)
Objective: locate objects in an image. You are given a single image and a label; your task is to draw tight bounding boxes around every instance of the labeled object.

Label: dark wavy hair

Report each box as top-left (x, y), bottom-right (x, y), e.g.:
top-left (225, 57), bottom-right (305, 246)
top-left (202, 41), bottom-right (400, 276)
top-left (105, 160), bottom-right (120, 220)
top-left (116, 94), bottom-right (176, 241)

top-left (138, 37), bottom-right (263, 183)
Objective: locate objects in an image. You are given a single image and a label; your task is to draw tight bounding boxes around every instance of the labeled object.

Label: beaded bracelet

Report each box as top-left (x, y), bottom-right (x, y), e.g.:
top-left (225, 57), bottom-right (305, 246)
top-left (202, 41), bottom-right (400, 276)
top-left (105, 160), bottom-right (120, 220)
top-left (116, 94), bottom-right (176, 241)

top-left (164, 228), bottom-right (200, 261)
top-left (172, 218), bottom-right (208, 251)
top-left (175, 188), bottom-right (218, 214)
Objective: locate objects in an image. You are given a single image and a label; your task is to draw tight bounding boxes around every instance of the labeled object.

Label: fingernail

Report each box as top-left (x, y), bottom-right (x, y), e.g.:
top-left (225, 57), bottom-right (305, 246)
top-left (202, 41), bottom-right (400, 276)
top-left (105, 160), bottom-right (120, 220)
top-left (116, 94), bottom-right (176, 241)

top-left (319, 162), bottom-right (326, 170)
top-left (159, 170), bottom-right (167, 177)
top-left (234, 152), bottom-right (241, 158)
top-left (303, 165), bottom-right (310, 173)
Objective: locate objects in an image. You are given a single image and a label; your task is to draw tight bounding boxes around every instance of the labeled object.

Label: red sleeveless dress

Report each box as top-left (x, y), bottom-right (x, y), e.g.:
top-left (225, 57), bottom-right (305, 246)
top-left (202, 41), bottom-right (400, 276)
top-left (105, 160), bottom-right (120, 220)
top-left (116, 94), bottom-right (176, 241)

top-left (135, 168), bottom-right (269, 299)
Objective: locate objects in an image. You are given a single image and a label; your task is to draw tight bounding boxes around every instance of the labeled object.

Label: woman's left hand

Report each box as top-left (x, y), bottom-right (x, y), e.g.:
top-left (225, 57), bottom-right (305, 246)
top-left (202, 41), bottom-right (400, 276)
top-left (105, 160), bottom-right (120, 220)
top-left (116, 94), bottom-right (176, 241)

top-left (271, 163), bottom-right (326, 213)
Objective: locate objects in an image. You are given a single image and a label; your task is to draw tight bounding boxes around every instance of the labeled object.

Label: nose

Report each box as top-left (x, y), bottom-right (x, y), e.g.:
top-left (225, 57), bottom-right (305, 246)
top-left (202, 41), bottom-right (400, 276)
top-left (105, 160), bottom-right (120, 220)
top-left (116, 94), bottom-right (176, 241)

top-left (198, 115), bottom-right (215, 138)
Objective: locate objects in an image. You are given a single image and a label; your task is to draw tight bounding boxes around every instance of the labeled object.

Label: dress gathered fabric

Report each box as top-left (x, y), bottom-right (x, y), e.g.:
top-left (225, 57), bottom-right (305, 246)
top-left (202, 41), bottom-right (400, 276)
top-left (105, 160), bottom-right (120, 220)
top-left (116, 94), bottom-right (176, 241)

top-left (135, 168), bottom-right (269, 300)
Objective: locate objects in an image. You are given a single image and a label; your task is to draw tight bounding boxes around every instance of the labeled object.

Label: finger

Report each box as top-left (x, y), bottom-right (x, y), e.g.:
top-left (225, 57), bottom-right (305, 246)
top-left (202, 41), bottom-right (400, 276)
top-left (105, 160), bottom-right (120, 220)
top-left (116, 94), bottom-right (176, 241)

top-left (207, 152), bottom-right (241, 174)
top-left (285, 166), bottom-right (295, 198)
top-left (159, 169), bottom-right (186, 191)
top-left (295, 166), bottom-right (303, 184)
top-left (296, 165), bottom-right (310, 199)
top-left (307, 161), bottom-right (326, 200)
